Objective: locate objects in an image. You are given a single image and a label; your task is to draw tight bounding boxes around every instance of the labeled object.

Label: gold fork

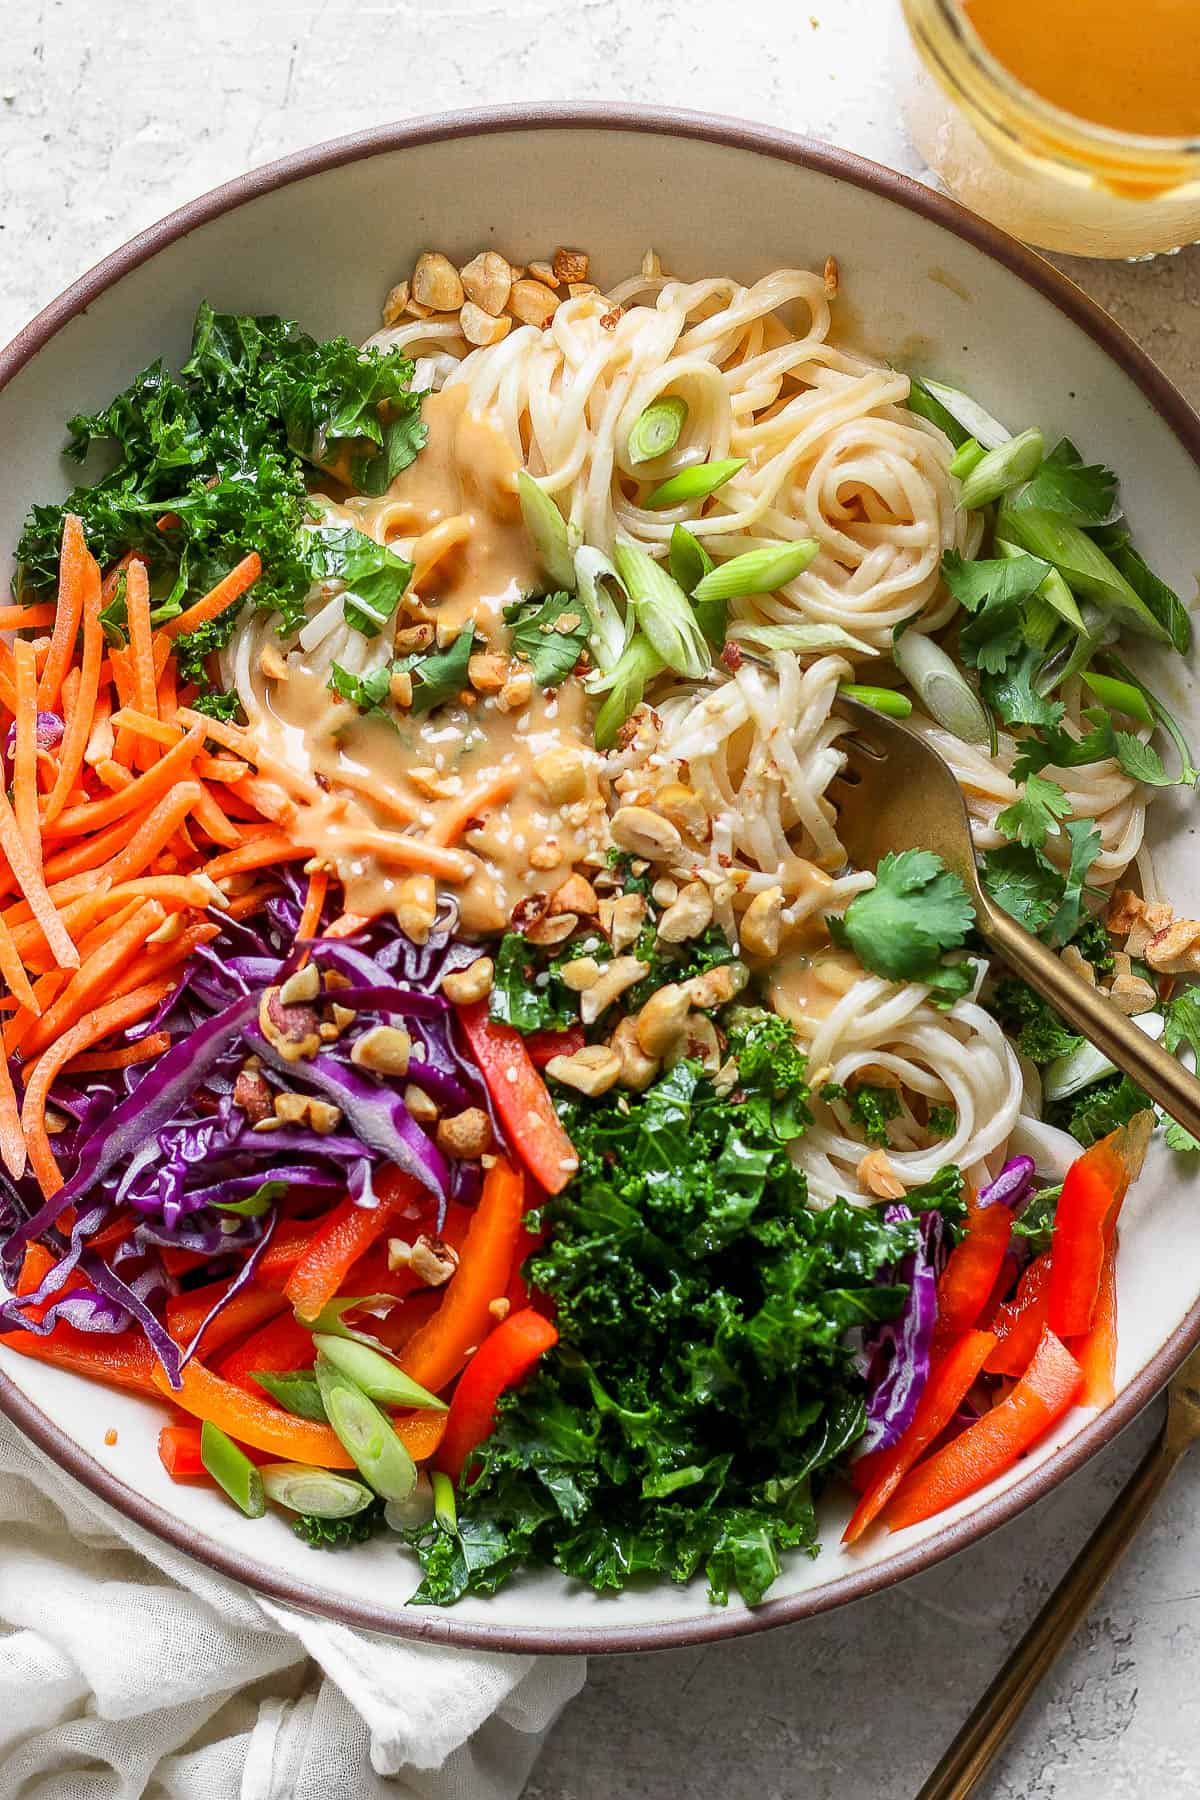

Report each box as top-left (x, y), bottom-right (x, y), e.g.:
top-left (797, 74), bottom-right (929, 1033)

top-left (832, 696), bottom-right (1200, 1143)
top-left (915, 1342), bottom-right (1200, 1799)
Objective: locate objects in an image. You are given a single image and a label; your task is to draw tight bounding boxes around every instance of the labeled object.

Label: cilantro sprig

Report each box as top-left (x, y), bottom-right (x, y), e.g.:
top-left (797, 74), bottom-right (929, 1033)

top-left (504, 591), bottom-right (588, 688)
top-left (827, 850), bottom-right (975, 1006)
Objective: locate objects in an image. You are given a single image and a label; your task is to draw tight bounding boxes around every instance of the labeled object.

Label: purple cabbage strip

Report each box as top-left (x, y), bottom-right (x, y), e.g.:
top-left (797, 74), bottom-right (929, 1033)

top-left (978, 1156), bottom-right (1037, 1212)
top-left (4, 711), bottom-right (64, 765)
top-left (177, 1211), bottom-right (279, 1375)
top-left (858, 1207), bottom-right (941, 1460)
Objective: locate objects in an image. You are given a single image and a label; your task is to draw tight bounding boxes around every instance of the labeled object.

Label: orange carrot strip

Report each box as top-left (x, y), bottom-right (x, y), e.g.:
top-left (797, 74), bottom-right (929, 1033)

top-left (84, 686), bottom-right (115, 768)
top-left (296, 867), bottom-right (328, 943)
top-left (39, 810), bottom-right (146, 888)
top-left (0, 911), bottom-right (45, 1012)
top-left (37, 515), bottom-right (87, 711)
top-left (0, 788), bottom-right (78, 969)
top-left (326, 911), bottom-right (372, 938)
top-left (64, 1032), bottom-right (170, 1075)
top-left (42, 725), bottom-right (204, 840)
top-left (334, 766), bottom-right (420, 825)
top-left (12, 639), bottom-right (41, 873)
top-left (4, 972), bottom-right (64, 1054)
top-left (99, 784), bottom-right (205, 887)
top-left (175, 709), bottom-right (323, 803)
top-left (0, 1017), bottom-right (25, 1177)
top-left (11, 885), bottom-right (113, 973)
top-left (110, 920), bottom-right (218, 996)
top-left (160, 553), bottom-right (261, 641)
top-left (342, 827), bottom-right (474, 884)
top-left (157, 654), bottom-right (178, 726)
top-left (94, 760), bottom-right (135, 792)
top-left (20, 979), bottom-right (175, 1197)
top-left (191, 783), bottom-right (244, 850)
top-left (124, 560), bottom-right (158, 772)
top-left (194, 753), bottom-right (249, 783)
top-left (20, 900), bottom-right (166, 1058)
top-left (204, 835), bottom-right (310, 882)
top-left (213, 885), bottom-right (276, 921)
top-left (108, 707), bottom-right (181, 748)
top-left (42, 549), bottom-right (103, 827)
top-left (0, 604), bottom-right (56, 631)
top-left (429, 768), bottom-right (521, 846)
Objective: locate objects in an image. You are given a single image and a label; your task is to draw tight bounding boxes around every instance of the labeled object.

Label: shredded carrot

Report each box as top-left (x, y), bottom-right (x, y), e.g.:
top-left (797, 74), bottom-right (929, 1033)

top-left (191, 783), bottom-right (244, 850)
top-left (0, 604), bottom-right (56, 632)
top-left (175, 709), bottom-right (323, 804)
top-left (42, 725), bottom-right (203, 840)
top-left (63, 1033), bottom-right (170, 1075)
top-left (111, 920), bottom-right (218, 996)
top-left (326, 911), bottom-right (372, 938)
top-left (42, 547), bottom-right (104, 826)
top-left (342, 825), bottom-right (474, 884)
top-left (334, 766), bottom-right (420, 825)
top-left (109, 707), bottom-right (180, 749)
top-left (124, 560), bottom-right (159, 772)
top-left (214, 883), bottom-right (278, 921)
top-left (296, 867), bottom-right (329, 943)
top-left (20, 980), bottom-right (175, 1197)
top-left (0, 788), bottom-right (79, 970)
top-left (194, 753), bottom-right (249, 783)
top-left (84, 686), bottom-right (115, 768)
top-left (12, 638), bottom-right (40, 869)
top-left (204, 834), bottom-right (310, 882)
top-left (0, 1018), bottom-right (25, 1178)
top-left (12, 885), bottom-right (114, 973)
top-left (40, 809), bottom-right (147, 888)
top-left (4, 973), bottom-right (65, 1055)
top-left (430, 768), bottom-right (522, 846)
top-left (157, 653), bottom-right (178, 726)
top-left (37, 514), bottom-right (87, 711)
top-left (98, 784), bottom-right (205, 887)
top-left (160, 553), bottom-right (262, 641)
top-left (94, 760), bottom-right (135, 792)
top-left (20, 900), bottom-right (167, 1058)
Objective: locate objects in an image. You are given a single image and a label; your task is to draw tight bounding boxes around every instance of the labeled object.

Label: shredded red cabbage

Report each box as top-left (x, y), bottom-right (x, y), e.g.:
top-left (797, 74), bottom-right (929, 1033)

top-left (858, 1207), bottom-right (941, 1458)
top-left (978, 1156), bottom-right (1037, 1211)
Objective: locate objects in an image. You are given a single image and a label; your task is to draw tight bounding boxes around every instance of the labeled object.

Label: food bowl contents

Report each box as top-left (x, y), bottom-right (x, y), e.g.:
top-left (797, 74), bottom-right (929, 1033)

top-left (897, 0), bottom-right (1200, 256)
top-left (0, 244), bottom-right (1196, 1607)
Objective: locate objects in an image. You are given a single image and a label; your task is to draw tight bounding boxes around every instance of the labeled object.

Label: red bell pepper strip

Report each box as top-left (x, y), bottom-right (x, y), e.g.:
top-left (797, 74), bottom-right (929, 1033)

top-left (0, 1322), bottom-right (157, 1394)
top-left (437, 1307), bottom-right (559, 1483)
top-left (1045, 1126), bottom-right (1140, 1340)
top-left (165, 1283), bottom-right (285, 1357)
top-left (985, 1251), bottom-right (1052, 1377)
top-left (932, 1201), bottom-right (1012, 1352)
top-left (158, 1422), bottom-right (206, 1479)
top-left (15, 1243), bottom-right (55, 1297)
top-left (883, 1327), bottom-right (1084, 1531)
top-left (843, 1330), bottom-right (996, 1543)
top-left (1069, 1234), bottom-right (1118, 1409)
top-left (401, 1156), bottom-right (527, 1395)
top-left (217, 1310), bottom-right (316, 1395)
top-left (251, 1218), bottom-right (322, 1289)
top-left (286, 1169), bottom-right (422, 1323)
top-left (523, 1025), bottom-right (586, 1069)
top-left (455, 1002), bottom-right (579, 1195)
top-left (159, 1246), bottom-right (211, 1279)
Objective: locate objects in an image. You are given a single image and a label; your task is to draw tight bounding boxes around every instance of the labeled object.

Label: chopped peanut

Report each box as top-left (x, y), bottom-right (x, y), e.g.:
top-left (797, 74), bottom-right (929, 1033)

top-left (396, 873), bottom-right (437, 945)
top-left (460, 301), bottom-right (513, 347)
top-left (611, 1015), bottom-right (660, 1091)
top-left (459, 251), bottom-right (513, 316)
top-left (546, 1043), bottom-right (622, 1097)
top-left (395, 622), bottom-right (436, 654)
top-left (657, 881), bottom-right (714, 944)
top-left (553, 247), bottom-right (589, 284)
top-left (351, 1025), bottom-right (413, 1076)
top-left (382, 279), bottom-right (410, 324)
top-left (610, 805), bottom-right (682, 861)
top-left (549, 872), bottom-right (599, 917)
top-left (740, 886), bottom-right (784, 960)
top-left (389, 669), bottom-right (414, 708)
top-left (410, 1234), bottom-right (460, 1287)
top-left (580, 955), bottom-right (650, 1026)
top-left (412, 252), bottom-right (464, 312)
top-left (634, 983), bottom-right (691, 1058)
top-left (496, 670), bottom-right (534, 713)
top-left (279, 964), bottom-right (321, 1005)
top-left (436, 1107), bottom-right (494, 1159)
top-left (528, 260), bottom-right (560, 288)
top-left (508, 279), bottom-right (560, 327)
top-left (857, 1149), bottom-right (906, 1200)
top-left (526, 911), bottom-right (577, 947)
top-left (468, 652), bottom-right (509, 693)
top-left (1146, 918), bottom-right (1200, 975)
top-left (441, 957), bottom-right (495, 1005)
top-left (534, 747), bottom-right (588, 805)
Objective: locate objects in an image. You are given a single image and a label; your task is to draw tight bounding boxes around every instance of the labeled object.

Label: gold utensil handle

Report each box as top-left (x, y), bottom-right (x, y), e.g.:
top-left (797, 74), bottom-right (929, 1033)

top-left (978, 897), bottom-right (1200, 1144)
top-left (916, 1432), bottom-right (1182, 1800)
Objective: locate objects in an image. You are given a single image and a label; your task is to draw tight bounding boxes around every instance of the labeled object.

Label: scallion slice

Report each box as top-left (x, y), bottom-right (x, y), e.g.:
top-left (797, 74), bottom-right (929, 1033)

top-left (730, 620), bottom-right (876, 657)
top-left (1043, 1011), bottom-right (1164, 1102)
top-left (385, 1473), bottom-right (436, 1532)
top-left (838, 683), bottom-right (913, 719)
top-left (574, 545), bottom-right (632, 675)
top-left (668, 523), bottom-right (714, 595)
top-left (432, 1470), bottom-right (458, 1533)
top-left (312, 1332), bottom-right (447, 1411)
top-left (313, 1354), bottom-right (418, 1502)
top-left (643, 457), bottom-right (746, 511)
top-left (917, 378), bottom-right (1012, 449)
top-left (997, 504), bottom-right (1173, 644)
top-left (200, 1420), bottom-right (266, 1518)
top-left (260, 1462), bottom-right (374, 1518)
top-left (589, 633), bottom-right (665, 749)
top-left (892, 629), bottom-right (990, 745)
top-left (251, 1369), bottom-right (328, 1422)
top-left (949, 438), bottom-right (987, 482)
top-left (691, 539), bottom-right (819, 604)
top-left (958, 428), bottom-right (1045, 511)
top-left (1082, 671), bottom-right (1155, 728)
top-left (628, 396), bottom-right (688, 465)
top-left (610, 540), bottom-right (710, 679)
top-left (517, 471), bottom-right (577, 589)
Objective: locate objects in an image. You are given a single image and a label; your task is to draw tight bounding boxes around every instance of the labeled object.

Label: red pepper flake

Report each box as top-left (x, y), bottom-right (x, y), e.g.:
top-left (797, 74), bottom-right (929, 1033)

top-left (720, 641), bottom-right (744, 672)
top-left (104, 1428), bottom-right (118, 1447)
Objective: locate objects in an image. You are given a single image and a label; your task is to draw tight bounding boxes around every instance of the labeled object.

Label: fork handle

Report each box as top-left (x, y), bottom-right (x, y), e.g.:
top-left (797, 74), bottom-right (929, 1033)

top-left (976, 895), bottom-right (1200, 1143)
top-left (915, 1427), bottom-right (1184, 1800)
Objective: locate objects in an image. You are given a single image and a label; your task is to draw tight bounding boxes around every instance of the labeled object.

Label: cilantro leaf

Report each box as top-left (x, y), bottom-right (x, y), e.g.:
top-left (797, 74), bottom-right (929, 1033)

top-left (489, 932), bottom-right (582, 1035)
top-left (1164, 988), bottom-right (1200, 1068)
top-left (1011, 709), bottom-right (1119, 784)
top-left (995, 773), bottom-right (1071, 849)
top-left (1045, 819), bottom-right (1103, 947)
top-left (980, 842), bottom-right (1063, 935)
top-left (506, 591), bottom-right (588, 688)
top-left (1114, 733), bottom-right (1175, 787)
top-left (1165, 1118), bottom-right (1200, 1154)
top-left (827, 850), bottom-right (975, 1003)
top-left (396, 630), bottom-right (475, 715)
top-left (1009, 438), bottom-right (1117, 525)
top-left (329, 661), bottom-right (393, 717)
top-left (1012, 1184), bottom-right (1061, 1255)
top-left (306, 525), bottom-right (412, 638)
top-left (943, 550), bottom-right (1052, 675)
top-left (980, 644), bottom-right (1065, 730)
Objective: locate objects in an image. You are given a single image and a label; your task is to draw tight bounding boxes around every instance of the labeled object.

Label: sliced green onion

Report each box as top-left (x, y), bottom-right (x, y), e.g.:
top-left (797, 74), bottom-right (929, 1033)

top-left (260, 1462), bottom-right (374, 1518)
top-left (251, 1370), bottom-right (328, 1422)
top-left (669, 523), bottom-right (714, 595)
top-left (312, 1332), bottom-right (447, 1411)
top-left (214, 1179), bottom-right (286, 1219)
top-left (730, 620), bottom-right (876, 658)
top-left (1043, 1011), bottom-right (1163, 1102)
top-left (958, 428), bottom-right (1045, 511)
top-left (996, 537), bottom-right (1087, 635)
top-left (517, 472), bottom-right (577, 589)
top-left (432, 1470), bottom-right (458, 1533)
top-left (1081, 671), bottom-right (1155, 728)
top-left (298, 1294), bottom-right (394, 1350)
top-left (313, 1354), bottom-right (418, 1502)
top-left (838, 683), bottom-right (913, 719)
top-left (949, 438), bottom-right (987, 482)
top-left (590, 633), bottom-right (666, 750)
top-left (691, 540), bottom-right (819, 605)
top-left (385, 1473), bottom-right (435, 1532)
top-left (917, 378), bottom-right (1012, 449)
top-left (1101, 652), bottom-right (1199, 785)
top-left (200, 1419), bottom-right (266, 1518)
top-left (610, 540), bottom-right (710, 679)
top-left (892, 629), bottom-right (990, 745)
top-left (643, 457), bottom-right (746, 511)
top-left (997, 504), bottom-right (1173, 645)
top-left (573, 545), bottom-right (632, 675)
top-left (1021, 593), bottom-right (1061, 653)
top-left (628, 396), bottom-right (688, 465)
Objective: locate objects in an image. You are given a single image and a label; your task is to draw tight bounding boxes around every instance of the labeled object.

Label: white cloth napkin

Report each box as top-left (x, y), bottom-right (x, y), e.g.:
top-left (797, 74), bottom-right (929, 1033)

top-left (0, 1421), bottom-right (585, 1799)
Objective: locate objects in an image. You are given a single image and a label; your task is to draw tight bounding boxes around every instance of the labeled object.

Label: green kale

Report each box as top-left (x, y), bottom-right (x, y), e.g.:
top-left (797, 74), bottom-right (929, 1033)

top-left (187, 688), bottom-right (244, 724)
top-left (1012, 1183), bottom-right (1062, 1255)
top-left (505, 591), bottom-right (589, 687)
top-left (820, 1079), bottom-right (900, 1147)
top-left (306, 525), bottom-right (413, 638)
top-left (827, 849), bottom-right (975, 1005)
top-left (173, 600), bottom-right (250, 688)
top-left (408, 1051), bottom-right (931, 1609)
top-left (991, 976), bottom-right (1081, 1065)
top-left (1047, 1073), bottom-right (1151, 1146)
top-left (926, 1103), bottom-right (957, 1140)
top-left (488, 931), bottom-right (589, 1035)
top-left (293, 1499), bottom-right (387, 1549)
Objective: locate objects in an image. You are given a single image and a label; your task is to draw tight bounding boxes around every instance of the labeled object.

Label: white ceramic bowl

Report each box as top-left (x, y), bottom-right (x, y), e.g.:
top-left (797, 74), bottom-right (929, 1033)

top-left (1, 106), bottom-right (1197, 1653)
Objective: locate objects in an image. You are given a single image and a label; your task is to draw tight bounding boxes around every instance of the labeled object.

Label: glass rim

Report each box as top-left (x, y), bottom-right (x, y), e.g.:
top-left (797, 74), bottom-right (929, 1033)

top-left (911, 0), bottom-right (1200, 165)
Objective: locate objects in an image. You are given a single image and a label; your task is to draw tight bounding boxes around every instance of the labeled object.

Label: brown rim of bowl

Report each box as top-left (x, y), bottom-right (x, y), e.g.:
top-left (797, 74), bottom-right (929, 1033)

top-left (0, 102), bottom-right (1197, 1656)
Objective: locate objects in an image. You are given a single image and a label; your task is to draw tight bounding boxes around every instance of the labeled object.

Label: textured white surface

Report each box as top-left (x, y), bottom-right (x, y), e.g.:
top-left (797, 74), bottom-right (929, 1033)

top-left (2, 2), bottom-right (1200, 1796)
